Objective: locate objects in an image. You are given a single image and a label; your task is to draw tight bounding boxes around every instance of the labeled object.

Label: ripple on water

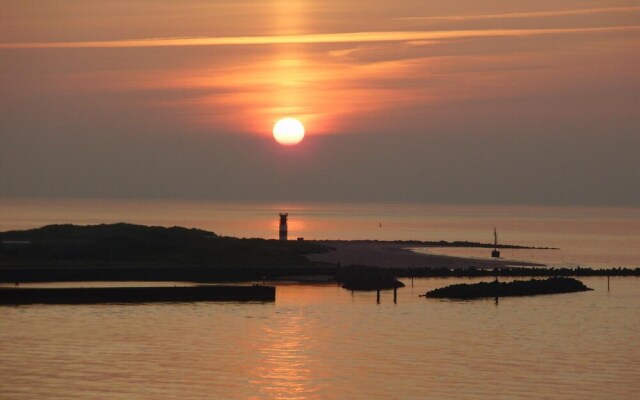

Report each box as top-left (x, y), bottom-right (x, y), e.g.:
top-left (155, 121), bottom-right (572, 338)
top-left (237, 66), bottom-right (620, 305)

top-left (1, 277), bottom-right (639, 399)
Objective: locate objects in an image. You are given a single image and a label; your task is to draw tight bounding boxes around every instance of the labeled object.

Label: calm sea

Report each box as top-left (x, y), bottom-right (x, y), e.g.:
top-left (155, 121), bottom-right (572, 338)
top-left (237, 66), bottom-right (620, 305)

top-left (2, 199), bottom-right (639, 398)
top-left (1, 277), bottom-right (639, 399)
top-left (1, 199), bottom-right (639, 267)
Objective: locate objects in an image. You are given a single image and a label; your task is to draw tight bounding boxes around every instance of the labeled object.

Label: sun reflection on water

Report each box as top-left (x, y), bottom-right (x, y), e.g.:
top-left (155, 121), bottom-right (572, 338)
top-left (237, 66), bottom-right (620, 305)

top-left (249, 312), bottom-right (319, 400)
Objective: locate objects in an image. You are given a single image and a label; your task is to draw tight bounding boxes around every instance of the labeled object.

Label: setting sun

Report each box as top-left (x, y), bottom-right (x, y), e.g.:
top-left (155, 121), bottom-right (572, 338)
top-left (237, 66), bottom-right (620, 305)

top-left (273, 118), bottom-right (305, 145)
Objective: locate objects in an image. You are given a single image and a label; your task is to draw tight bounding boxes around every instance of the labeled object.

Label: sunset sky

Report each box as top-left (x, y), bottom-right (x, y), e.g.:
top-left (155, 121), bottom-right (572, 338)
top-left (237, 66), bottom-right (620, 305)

top-left (1, 1), bottom-right (639, 205)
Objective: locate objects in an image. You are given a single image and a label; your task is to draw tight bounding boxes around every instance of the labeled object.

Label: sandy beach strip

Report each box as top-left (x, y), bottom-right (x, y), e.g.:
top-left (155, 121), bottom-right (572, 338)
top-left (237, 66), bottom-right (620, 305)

top-left (307, 241), bottom-right (543, 269)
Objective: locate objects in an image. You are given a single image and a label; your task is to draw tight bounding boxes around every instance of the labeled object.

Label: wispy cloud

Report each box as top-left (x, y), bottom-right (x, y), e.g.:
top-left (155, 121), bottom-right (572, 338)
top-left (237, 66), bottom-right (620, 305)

top-left (1, 26), bottom-right (637, 49)
top-left (399, 5), bottom-right (640, 22)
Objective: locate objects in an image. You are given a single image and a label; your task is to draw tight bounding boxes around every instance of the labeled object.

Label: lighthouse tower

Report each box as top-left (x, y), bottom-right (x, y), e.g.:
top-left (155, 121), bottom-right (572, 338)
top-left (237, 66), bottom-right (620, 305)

top-left (279, 213), bottom-right (288, 241)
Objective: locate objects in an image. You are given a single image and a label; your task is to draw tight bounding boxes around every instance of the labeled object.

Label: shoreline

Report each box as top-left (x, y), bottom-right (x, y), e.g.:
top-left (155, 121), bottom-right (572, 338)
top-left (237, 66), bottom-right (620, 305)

top-left (2, 224), bottom-right (638, 283)
top-left (2, 266), bottom-right (638, 285)
top-left (306, 241), bottom-right (544, 270)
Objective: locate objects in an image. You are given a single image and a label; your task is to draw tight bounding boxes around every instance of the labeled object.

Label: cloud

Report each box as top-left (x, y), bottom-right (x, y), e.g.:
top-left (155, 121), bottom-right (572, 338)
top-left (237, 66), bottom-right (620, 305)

top-left (1, 26), bottom-right (638, 49)
top-left (399, 6), bottom-right (640, 22)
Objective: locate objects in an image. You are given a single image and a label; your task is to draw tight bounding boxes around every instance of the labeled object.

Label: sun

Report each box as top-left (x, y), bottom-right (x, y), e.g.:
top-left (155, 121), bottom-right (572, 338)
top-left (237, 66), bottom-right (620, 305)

top-left (273, 118), bottom-right (305, 145)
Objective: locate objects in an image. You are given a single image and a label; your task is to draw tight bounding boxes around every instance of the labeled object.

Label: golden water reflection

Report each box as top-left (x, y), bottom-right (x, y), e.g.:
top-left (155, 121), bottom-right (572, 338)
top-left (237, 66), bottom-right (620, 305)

top-left (249, 312), bottom-right (320, 400)
top-left (1, 279), bottom-right (639, 399)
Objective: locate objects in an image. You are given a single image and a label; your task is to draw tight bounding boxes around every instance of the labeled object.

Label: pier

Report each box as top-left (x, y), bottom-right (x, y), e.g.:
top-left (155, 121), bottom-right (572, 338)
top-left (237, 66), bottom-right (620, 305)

top-left (0, 285), bottom-right (276, 305)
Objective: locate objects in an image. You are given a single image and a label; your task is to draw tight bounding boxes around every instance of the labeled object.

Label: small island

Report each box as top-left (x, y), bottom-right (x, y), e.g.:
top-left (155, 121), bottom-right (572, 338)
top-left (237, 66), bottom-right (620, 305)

top-left (0, 223), bottom-right (334, 282)
top-left (424, 277), bottom-right (592, 299)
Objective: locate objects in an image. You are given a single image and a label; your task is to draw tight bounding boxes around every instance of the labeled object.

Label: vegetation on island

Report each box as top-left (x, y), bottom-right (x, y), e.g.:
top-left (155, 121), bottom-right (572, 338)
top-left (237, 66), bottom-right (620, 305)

top-left (0, 223), bottom-right (333, 282)
top-left (1, 223), bottom-right (638, 284)
top-left (0, 223), bottom-right (329, 268)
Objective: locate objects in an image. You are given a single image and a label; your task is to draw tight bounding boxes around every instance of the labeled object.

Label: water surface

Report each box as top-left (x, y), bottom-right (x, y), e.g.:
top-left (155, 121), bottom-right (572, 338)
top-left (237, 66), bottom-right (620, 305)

top-left (1, 199), bottom-right (639, 267)
top-left (1, 277), bottom-right (638, 399)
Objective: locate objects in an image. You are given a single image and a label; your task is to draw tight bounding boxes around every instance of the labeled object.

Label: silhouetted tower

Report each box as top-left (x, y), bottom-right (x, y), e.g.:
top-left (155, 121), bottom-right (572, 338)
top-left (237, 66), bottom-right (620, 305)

top-left (491, 227), bottom-right (501, 258)
top-left (279, 213), bottom-right (288, 241)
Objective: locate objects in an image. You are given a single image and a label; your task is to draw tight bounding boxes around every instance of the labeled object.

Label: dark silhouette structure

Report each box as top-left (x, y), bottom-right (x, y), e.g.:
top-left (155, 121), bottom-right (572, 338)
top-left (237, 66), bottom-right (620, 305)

top-left (336, 265), bottom-right (404, 291)
top-left (0, 285), bottom-right (276, 304)
top-left (279, 213), bottom-right (288, 241)
top-left (491, 227), bottom-right (501, 258)
top-left (424, 277), bottom-right (592, 299)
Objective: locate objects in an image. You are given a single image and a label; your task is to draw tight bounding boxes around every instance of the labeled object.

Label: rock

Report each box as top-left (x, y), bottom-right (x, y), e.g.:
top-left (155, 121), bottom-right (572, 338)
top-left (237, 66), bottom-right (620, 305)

top-left (424, 277), bottom-right (592, 299)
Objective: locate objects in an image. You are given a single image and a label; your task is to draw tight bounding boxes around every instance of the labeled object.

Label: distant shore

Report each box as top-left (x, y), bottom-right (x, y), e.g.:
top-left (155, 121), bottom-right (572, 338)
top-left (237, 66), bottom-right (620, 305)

top-left (2, 223), bottom-right (638, 283)
top-left (306, 241), bottom-right (543, 269)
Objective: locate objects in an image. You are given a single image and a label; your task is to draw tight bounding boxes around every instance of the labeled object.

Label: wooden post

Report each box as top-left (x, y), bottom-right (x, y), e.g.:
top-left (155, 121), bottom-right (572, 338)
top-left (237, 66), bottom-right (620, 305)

top-left (494, 269), bottom-right (499, 305)
top-left (411, 265), bottom-right (414, 287)
top-left (393, 287), bottom-right (397, 304)
top-left (376, 289), bottom-right (380, 304)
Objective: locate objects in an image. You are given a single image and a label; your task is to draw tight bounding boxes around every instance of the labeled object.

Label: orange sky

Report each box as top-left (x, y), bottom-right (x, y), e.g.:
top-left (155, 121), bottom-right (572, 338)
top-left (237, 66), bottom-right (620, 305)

top-left (1, 1), bottom-right (639, 205)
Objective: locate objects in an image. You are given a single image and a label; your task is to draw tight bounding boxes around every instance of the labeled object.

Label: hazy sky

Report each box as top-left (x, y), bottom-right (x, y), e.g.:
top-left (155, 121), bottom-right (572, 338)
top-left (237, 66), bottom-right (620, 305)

top-left (1, 1), bottom-right (639, 206)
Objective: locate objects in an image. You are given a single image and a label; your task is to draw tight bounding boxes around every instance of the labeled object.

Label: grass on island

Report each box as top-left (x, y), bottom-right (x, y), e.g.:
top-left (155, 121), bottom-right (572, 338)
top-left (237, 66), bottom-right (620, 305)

top-left (0, 223), bottom-right (329, 269)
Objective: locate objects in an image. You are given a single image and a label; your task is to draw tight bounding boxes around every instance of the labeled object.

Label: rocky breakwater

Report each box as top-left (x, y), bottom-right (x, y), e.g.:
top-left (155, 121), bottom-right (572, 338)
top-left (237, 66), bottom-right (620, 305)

top-left (424, 277), bottom-right (592, 299)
